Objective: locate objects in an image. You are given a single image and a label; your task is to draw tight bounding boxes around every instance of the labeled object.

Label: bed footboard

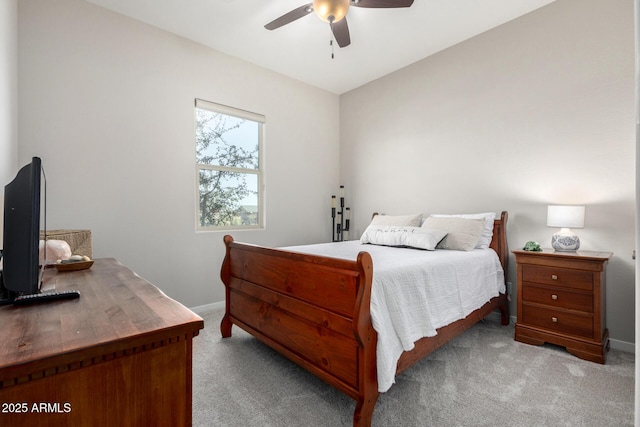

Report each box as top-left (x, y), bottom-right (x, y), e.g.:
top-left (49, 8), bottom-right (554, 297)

top-left (220, 235), bottom-right (378, 426)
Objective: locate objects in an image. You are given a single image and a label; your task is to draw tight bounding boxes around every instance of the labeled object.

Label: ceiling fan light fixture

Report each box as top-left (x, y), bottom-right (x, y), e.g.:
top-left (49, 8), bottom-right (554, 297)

top-left (313, 0), bottom-right (350, 24)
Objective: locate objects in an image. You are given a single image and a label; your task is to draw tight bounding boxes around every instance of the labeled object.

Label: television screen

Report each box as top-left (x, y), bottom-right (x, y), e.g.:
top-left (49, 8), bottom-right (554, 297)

top-left (1, 157), bottom-right (44, 296)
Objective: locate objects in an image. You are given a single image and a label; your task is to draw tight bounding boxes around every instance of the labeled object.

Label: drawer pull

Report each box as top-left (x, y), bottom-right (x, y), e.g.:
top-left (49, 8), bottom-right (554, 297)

top-left (551, 294), bottom-right (558, 300)
top-left (551, 317), bottom-right (558, 323)
top-left (551, 274), bottom-right (558, 280)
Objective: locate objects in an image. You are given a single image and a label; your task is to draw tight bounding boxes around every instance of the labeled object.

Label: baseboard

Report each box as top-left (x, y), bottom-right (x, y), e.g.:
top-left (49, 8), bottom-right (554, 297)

top-left (190, 300), bottom-right (224, 315)
top-left (609, 338), bottom-right (635, 354)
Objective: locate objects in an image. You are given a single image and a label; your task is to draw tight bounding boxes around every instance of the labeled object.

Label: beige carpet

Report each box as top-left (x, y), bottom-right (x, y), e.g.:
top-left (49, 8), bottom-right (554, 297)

top-left (192, 308), bottom-right (634, 426)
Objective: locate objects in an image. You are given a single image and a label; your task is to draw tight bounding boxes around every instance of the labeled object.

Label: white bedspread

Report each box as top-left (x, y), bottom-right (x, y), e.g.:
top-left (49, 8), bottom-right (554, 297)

top-left (281, 241), bottom-right (505, 393)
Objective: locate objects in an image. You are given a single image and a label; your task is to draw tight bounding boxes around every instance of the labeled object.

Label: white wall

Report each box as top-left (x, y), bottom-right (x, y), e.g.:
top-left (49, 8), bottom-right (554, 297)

top-left (17, 0), bottom-right (340, 308)
top-left (340, 0), bottom-right (636, 347)
top-left (0, 0), bottom-right (18, 242)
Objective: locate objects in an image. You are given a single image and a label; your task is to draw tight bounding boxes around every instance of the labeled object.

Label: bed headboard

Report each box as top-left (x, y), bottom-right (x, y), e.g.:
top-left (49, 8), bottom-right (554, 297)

top-left (490, 211), bottom-right (509, 273)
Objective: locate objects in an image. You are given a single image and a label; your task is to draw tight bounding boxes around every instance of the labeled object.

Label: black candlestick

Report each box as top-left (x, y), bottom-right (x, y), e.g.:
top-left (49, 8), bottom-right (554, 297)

top-left (331, 186), bottom-right (350, 242)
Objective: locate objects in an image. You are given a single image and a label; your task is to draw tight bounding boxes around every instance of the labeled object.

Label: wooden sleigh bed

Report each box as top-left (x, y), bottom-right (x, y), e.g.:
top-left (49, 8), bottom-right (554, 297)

top-left (220, 211), bottom-right (510, 426)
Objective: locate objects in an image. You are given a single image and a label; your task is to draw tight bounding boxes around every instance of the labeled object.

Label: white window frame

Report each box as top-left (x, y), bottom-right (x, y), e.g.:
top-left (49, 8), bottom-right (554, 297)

top-left (195, 98), bottom-right (265, 231)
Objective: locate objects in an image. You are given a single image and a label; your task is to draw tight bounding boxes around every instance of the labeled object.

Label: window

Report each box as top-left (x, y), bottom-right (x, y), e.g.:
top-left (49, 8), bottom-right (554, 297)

top-left (195, 99), bottom-right (264, 230)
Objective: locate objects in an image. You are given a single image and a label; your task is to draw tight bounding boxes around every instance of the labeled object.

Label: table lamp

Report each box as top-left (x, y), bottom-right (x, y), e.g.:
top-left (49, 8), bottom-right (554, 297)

top-left (547, 205), bottom-right (585, 251)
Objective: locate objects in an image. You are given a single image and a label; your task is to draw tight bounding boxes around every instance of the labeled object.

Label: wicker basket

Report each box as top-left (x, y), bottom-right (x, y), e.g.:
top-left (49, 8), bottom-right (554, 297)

top-left (40, 229), bottom-right (92, 258)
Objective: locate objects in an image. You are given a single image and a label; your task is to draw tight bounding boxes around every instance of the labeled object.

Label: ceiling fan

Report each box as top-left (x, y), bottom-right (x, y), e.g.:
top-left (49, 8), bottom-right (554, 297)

top-left (264, 0), bottom-right (414, 48)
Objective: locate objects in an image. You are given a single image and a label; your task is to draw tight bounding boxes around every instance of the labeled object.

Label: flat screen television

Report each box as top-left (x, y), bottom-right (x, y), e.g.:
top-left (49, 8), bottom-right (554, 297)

top-left (1, 157), bottom-right (45, 297)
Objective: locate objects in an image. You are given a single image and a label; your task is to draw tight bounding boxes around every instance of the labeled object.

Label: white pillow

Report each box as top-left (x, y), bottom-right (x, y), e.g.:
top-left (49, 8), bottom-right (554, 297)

top-left (370, 213), bottom-right (422, 227)
top-left (428, 212), bottom-right (496, 249)
top-left (360, 225), bottom-right (447, 251)
top-left (421, 217), bottom-right (485, 251)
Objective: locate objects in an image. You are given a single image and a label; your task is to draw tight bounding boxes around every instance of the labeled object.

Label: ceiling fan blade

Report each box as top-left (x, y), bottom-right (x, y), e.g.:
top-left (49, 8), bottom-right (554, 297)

top-left (331, 18), bottom-right (351, 48)
top-left (350, 0), bottom-right (414, 8)
top-left (265, 3), bottom-right (314, 30)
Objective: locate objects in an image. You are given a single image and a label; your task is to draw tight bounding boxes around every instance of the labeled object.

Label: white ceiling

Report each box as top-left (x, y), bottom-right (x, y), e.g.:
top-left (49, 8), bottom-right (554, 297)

top-left (86, 0), bottom-right (557, 94)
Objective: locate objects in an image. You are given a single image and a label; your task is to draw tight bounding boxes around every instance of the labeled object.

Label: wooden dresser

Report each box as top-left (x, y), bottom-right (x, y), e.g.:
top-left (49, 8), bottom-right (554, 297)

top-left (0, 258), bottom-right (204, 426)
top-left (513, 249), bottom-right (612, 363)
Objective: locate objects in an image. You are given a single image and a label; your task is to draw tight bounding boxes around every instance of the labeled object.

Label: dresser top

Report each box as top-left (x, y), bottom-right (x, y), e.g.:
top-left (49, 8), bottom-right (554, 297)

top-left (512, 248), bottom-right (613, 261)
top-left (0, 258), bottom-right (204, 373)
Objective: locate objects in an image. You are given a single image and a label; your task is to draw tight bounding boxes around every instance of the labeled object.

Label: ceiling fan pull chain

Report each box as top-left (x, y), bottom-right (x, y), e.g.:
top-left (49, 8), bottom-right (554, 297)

top-left (329, 25), bottom-right (335, 59)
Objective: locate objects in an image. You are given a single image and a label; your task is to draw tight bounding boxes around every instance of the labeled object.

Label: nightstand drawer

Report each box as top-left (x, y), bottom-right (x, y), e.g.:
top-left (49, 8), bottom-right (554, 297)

top-left (522, 265), bottom-right (593, 290)
top-left (521, 304), bottom-right (593, 338)
top-left (521, 285), bottom-right (593, 312)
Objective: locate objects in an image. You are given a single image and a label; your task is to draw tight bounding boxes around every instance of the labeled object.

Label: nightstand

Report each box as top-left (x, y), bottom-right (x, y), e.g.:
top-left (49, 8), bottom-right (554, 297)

top-left (513, 249), bottom-right (612, 363)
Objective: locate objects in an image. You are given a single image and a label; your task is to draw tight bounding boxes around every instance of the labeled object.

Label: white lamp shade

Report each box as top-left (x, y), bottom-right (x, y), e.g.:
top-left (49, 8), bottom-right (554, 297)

top-left (547, 205), bottom-right (585, 229)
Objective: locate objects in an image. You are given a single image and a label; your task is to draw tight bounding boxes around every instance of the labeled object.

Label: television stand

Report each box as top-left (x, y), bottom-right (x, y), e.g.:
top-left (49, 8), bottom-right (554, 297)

top-left (0, 258), bottom-right (204, 426)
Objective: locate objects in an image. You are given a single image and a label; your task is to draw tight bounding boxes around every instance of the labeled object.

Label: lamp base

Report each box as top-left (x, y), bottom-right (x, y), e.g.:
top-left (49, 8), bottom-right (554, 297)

top-left (551, 228), bottom-right (580, 251)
